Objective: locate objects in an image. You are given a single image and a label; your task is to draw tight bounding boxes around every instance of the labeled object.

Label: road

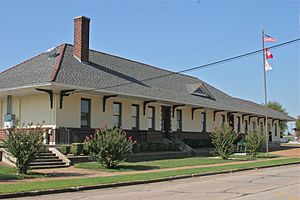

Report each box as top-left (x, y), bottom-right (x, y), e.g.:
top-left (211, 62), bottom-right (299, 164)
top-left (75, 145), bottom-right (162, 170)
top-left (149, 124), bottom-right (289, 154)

top-left (11, 164), bottom-right (300, 200)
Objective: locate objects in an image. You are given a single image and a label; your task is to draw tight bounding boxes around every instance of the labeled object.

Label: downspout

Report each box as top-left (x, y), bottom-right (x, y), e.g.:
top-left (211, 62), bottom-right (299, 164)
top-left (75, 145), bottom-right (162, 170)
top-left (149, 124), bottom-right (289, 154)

top-left (6, 95), bottom-right (11, 115)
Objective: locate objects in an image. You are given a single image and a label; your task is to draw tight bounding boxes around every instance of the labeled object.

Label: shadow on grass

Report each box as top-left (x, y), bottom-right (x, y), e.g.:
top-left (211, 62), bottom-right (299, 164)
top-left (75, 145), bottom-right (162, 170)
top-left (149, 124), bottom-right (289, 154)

top-left (0, 171), bottom-right (55, 181)
top-left (111, 165), bottom-right (160, 171)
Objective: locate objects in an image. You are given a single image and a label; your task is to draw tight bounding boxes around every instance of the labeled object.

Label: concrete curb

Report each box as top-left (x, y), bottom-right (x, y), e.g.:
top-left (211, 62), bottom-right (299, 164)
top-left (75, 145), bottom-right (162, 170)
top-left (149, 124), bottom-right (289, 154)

top-left (0, 161), bottom-right (299, 199)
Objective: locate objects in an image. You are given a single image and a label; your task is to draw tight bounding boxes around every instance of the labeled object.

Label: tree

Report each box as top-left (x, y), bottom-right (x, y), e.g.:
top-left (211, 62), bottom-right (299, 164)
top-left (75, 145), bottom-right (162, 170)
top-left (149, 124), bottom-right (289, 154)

top-left (1, 127), bottom-right (45, 174)
top-left (295, 116), bottom-right (300, 141)
top-left (210, 123), bottom-right (238, 159)
top-left (267, 101), bottom-right (288, 132)
top-left (87, 128), bottom-right (135, 168)
top-left (245, 131), bottom-right (265, 158)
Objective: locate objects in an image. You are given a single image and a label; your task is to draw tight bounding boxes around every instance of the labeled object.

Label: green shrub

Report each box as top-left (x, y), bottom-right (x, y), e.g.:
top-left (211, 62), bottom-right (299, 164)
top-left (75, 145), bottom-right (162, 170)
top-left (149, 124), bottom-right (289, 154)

top-left (148, 143), bottom-right (157, 152)
top-left (71, 143), bottom-right (83, 156)
top-left (132, 143), bottom-right (140, 153)
top-left (83, 143), bottom-right (89, 155)
top-left (245, 131), bottom-right (265, 158)
top-left (0, 142), bottom-right (6, 148)
top-left (1, 127), bottom-right (45, 174)
top-left (156, 143), bottom-right (162, 151)
top-left (60, 145), bottom-right (71, 155)
top-left (210, 123), bottom-right (238, 159)
top-left (166, 143), bottom-right (172, 151)
top-left (162, 143), bottom-right (168, 151)
top-left (163, 143), bottom-right (168, 151)
top-left (87, 128), bottom-right (134, 168)
top-left (139, 143), bottom-right (148, 152)
top-left (168, 143), bottom-right (176, 151)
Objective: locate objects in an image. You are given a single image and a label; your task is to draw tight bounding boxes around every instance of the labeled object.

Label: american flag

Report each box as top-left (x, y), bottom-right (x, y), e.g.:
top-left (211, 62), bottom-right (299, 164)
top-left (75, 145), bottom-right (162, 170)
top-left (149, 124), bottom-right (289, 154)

top-left (264, 34), bottom-right (277, 42)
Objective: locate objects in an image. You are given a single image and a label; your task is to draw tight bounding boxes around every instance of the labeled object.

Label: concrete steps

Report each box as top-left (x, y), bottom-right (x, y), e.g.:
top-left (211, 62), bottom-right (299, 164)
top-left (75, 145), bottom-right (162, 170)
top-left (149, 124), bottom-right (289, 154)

top-left (30, 149), bottom-right (68, 170)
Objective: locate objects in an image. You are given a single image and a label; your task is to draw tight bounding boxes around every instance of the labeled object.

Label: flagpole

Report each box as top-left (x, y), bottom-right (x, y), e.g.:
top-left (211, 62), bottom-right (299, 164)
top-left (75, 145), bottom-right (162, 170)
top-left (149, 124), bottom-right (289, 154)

top-left (262, 29), bottom-right (269, 155)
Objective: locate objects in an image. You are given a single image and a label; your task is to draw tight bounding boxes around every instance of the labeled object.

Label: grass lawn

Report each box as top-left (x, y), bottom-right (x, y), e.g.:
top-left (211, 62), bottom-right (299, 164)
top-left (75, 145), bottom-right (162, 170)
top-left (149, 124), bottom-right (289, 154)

top-left (0, 163), bottom-right (53, 181)
top-left (75, 153), bottom-right (280, 172)
top-left (75, 157), bottom-right (238, 172)
top-left (0, 157), bottom-right (299, 195)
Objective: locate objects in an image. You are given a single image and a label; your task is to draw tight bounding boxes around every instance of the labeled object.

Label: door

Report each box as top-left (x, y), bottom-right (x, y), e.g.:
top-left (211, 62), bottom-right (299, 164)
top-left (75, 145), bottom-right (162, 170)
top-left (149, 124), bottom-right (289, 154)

top-left (161, 106), bottom-right (171, 137)
top-left (228, 113), bottom-right (234, 129)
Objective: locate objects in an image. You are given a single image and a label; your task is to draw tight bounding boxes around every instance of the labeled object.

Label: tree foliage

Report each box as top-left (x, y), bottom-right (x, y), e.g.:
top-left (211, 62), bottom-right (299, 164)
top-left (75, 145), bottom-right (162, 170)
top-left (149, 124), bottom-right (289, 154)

top-left (245, 131), bottom-right (265, 158)
top-left (1, 127), bottom-right (45, 174)
top-left (295, 116), bottom-right (300, 141)
top-left (267, 101), bottom-right (288, 132)
top-left (86, 128), bottom-right (135, 168)
top-left (296, 116), bottom-right (300, 131)
top-left (210, 123), bottom-right (238, 159)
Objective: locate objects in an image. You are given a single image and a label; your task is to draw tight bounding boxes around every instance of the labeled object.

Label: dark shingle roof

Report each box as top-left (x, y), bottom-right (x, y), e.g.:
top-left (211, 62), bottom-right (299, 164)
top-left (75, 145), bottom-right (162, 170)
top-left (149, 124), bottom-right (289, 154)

top-left (0, 45), bottom-right (63, 89)
top-left (0, 44), bottom-right (294, 121)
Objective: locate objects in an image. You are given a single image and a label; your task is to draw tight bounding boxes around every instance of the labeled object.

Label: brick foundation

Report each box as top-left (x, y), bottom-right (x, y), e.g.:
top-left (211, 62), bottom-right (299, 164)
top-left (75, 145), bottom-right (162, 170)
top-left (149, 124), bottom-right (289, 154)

top-left (0, 129), bottom-right (7, 140)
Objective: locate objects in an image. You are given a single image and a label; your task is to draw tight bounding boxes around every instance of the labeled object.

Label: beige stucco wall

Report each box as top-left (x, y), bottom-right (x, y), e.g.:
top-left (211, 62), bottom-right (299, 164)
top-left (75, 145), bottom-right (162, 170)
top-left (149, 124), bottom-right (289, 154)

top-left (214, 111), bottom-right (227, 128)
top-left (0, 94), bottom-right (53, 128)
top-left (205, 109), bottom-right (214, 132)
top-left (56, 94), bottom-right (162, 131)
top-left (19, 94), bottom-right (52, 126)
top-left (56, 94), bottom-right (82, 128)
top-left (56, 94), bottom-right (213, 132)
top-left (183, 107), bottom-right (201, 132)
top-left (0, 92), bottom-right (283, 142)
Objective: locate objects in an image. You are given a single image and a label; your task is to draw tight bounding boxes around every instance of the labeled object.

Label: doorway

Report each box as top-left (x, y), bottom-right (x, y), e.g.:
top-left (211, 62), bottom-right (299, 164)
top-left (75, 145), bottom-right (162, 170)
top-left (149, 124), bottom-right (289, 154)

top-left (161, 106), bottom-right (171, 138)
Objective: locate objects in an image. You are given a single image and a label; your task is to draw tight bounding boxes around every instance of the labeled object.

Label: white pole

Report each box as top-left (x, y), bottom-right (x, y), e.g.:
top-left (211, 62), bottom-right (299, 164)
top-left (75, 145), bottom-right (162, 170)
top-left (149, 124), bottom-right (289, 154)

top-left (262, 30), bottom-right (269, 154)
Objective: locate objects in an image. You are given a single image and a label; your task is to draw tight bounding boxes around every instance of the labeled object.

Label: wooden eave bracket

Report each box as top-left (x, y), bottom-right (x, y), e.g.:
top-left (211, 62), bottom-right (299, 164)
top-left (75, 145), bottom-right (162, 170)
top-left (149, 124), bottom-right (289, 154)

top-left (172, 105), bottom-right (185, 118)
top-left (191, 107), bottom-right (204, 120)
top-left (35, 88), bottom-right (53, 109)
top-left (103, 95), bottom-right (117, 112)
top-left (242, 114), bottom-right (251, 122)
top-left (143, 101), bottom-right (157, 115)
top-left (60, 90), bottom-right (76, 109)
top-left (213, 110), bottom-right (224, 121)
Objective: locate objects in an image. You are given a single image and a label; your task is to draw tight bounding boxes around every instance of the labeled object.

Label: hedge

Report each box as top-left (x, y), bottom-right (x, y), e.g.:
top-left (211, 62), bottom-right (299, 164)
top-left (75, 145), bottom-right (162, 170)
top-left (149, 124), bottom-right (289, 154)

top-left (71, 143), bottom-right (84, 156)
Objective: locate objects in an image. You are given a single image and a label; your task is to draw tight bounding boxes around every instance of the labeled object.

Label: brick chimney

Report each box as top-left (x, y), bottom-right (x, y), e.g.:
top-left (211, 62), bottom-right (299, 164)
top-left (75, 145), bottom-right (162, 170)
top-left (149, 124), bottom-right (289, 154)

top-left (73, 16), bottom-right (90, 63)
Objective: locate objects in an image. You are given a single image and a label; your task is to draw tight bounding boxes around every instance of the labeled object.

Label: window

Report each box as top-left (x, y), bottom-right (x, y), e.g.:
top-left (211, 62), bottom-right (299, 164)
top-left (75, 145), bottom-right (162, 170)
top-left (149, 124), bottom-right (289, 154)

top-left (275, 123), bottom-right (278, 136)
top-left (81, 99), bottom-right (91, 128)
top-left (244, 120), bottom-right (248, 134)
top-left (191, 84), bottom-right (215, 100)
top-left (131, 104), bottom-right (139, 130)
top-left (252, 121), bottom-right (256, 131)
top-left (148, 106), bottom-right (155, 130)
top-left (113, 102), bottom-right (121, 128)
top-left (221, 115), bottom-right (226, 126)
top-left (193, 87), bottom-right (208, 97)
top-left (237, 116), bottom-right (241, 133)
top-left (200, 112), bottom-right (206, 132)
top-left (260, 122), bottom-right (263, 132)
top-left (176, 110), bottom-right (182, 131)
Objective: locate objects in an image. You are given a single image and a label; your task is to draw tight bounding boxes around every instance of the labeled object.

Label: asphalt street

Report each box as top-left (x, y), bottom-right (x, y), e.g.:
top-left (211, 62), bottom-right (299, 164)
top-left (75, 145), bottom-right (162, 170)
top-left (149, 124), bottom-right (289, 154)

top-left (10, 164), bottom-right (300, 200)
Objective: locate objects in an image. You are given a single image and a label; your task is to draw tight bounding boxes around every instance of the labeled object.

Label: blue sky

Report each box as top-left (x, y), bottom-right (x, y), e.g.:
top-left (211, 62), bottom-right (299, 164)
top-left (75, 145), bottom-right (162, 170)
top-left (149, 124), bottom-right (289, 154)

top-left (0, 1), bottom-right (299, 130)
